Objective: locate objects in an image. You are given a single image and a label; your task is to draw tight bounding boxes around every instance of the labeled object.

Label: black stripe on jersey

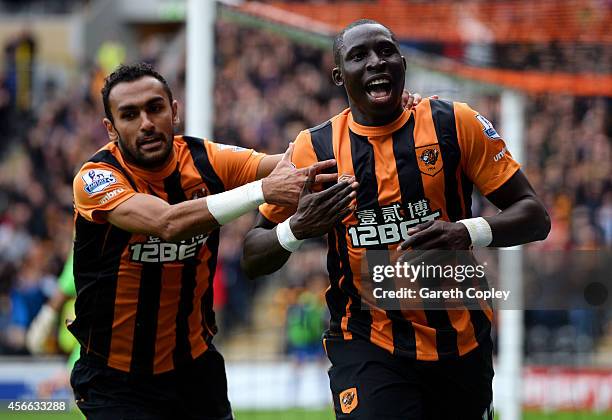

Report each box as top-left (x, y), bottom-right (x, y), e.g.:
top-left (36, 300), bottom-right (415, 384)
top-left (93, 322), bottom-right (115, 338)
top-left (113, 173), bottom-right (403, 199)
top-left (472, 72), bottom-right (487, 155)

top-left (162, 168), bottom-right (201, 369)
top-left (164, 165), bottom-right (188, 204)
top-left (351, 129), bottom-right (412, 350)
top-left (183, 137), bottom-right (220, 344)
top-left (130, 263), bottom-right (162, 374)
top-left (89, 149), bottom-right (138, 191)
top-left (309, 121), bottom-right (349, 334)
top-left (393, 114), bottom-right (424, 201)
top-left (70, 216), bottom-right (132, 360)
top-left (183, 136), bottom-right (225, 194)
top-left (309, 123), bottom-right (354, 333)
top-left (386, 119), bottom-right (424, 357)
top-left (430, 101), bottom-right (491, 353)
top-left (461, 173), bottom-right (473, 219)
top-left (202, 229), bottom-right (220, 340)
top-left (174, 259), bottom-right (197, 368)
top-left (309, 121), bottom-right (338, 188)
top-left (430, 100), bottom-right (462, 222)
top-left (336, 222), bottom-right (373, 339)
top-left (325, 228), bottom-right (344, 333)
top-left (392, 117), bottom-right (459, 359)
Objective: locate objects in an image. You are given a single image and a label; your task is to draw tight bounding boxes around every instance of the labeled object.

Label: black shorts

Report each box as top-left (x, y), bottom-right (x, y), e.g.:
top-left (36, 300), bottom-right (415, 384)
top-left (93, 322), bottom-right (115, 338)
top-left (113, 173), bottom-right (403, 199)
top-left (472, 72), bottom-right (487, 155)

top-left (70, 347), bottom-right (233, 420)
top-left (325, 335), bottom-right (494, 420)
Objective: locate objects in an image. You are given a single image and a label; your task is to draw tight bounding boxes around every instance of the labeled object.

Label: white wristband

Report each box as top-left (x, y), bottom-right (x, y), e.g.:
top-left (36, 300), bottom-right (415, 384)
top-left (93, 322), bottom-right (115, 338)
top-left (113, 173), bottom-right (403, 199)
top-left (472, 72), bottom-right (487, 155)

top-left (457, 217), bottom-right (492, 248)
top-left (206, 180), bottom-right (265, 225)
top-left (276, 216), bottom-right (304, 252)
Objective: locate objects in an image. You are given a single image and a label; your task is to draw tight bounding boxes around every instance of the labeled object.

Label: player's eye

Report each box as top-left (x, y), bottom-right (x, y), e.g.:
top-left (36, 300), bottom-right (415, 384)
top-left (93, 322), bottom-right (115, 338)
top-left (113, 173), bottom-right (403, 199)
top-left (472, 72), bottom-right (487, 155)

top-left (121, 111), bottom-right (137, 120)
top-left (381, 47), bottom-right (394, 56)
top-left (351, 51), bottom-right (366, 61)
top-left (149, 104), bottom-right (163, 113)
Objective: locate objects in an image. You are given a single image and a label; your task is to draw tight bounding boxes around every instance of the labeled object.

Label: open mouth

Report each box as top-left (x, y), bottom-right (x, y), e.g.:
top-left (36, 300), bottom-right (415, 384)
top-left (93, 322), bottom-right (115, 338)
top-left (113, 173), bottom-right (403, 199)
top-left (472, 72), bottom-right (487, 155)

top-left (366, 78), bottom-right (393, 102)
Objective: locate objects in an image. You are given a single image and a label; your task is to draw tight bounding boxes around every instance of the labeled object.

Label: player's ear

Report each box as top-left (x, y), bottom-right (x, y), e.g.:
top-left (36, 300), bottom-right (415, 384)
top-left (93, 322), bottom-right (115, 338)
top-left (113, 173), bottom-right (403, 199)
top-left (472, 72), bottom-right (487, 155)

top-left (171, 99), bottom-right (180, 125)
top-left (402, 56), bottom-right (407, 69)
top-left (103, 118), bottom-right (119, 141)
top-left (332, 67), bottom-right (343, 87)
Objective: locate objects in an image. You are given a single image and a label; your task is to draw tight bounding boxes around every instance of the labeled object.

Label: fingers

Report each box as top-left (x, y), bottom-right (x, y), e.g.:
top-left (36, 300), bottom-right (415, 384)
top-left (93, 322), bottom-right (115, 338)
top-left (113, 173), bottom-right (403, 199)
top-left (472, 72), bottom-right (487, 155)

top-left (316, 180), bottom-right (358, 201)
top-left (397, 221), bottom-right (435, 250)
top-left (314, 173), bottom-right (338, 184)
top-left (300, 166), bottom-right (316, 196)
top-left (310, 159), bottom-right (336, 173)
top-left (281, 142), bottom-right (295, 162)
top-left (402, 90), bottom-right (411, 108)
top-left (407, 220), bottom-right (434, 236)
top-left (328, 188), bottom-right (357, 216)
top-left (429, 95), bottom-right (439, 100)
top-left (411, 93), bottom-right (422, 106)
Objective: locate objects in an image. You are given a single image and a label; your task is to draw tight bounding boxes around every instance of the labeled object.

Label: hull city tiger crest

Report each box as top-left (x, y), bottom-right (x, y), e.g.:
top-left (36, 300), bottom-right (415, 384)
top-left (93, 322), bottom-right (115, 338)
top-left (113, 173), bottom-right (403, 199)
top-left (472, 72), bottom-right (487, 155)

top-left (339, 387), bottom-right (358, 414)
top-left (416, 143), bottom-right (443, 176)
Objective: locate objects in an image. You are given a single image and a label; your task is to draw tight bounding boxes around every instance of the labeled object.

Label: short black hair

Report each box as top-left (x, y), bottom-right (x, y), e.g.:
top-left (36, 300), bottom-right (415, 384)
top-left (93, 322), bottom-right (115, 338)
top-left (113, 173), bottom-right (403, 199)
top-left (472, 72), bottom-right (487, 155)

top-left (332, 19), bottom-right (399, 67)
top-left (101, 62), bottom-right (173, 123)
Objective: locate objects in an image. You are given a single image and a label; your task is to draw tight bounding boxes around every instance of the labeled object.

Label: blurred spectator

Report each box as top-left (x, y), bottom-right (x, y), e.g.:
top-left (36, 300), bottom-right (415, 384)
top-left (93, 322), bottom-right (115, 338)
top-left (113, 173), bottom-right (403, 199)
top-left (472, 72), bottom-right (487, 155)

top-left (284, 271), bottom-right (328, 361)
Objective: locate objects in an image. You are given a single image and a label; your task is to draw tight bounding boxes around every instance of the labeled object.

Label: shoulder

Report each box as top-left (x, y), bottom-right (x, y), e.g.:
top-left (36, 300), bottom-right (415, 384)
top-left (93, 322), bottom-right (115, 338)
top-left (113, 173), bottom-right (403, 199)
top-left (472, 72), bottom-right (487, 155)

top-left (306, 108), bottom-right (349, 134)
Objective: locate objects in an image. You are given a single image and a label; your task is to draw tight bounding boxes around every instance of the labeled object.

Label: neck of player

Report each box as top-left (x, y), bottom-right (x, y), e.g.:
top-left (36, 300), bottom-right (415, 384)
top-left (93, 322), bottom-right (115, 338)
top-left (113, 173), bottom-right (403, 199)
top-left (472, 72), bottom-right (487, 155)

top-left (348, 100), bottom-right (404, 127)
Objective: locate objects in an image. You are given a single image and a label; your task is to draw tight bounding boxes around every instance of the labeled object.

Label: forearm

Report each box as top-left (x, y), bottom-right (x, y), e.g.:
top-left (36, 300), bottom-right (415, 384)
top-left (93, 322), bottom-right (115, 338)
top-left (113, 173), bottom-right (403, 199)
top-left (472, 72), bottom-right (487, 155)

top-left (159, 198), bottom-right (218, 242)
top-left (108, 180), bottom-right (265, 242)
top-left (241, 226), bottom-right (292, 278)
top-left (485, 196), bottom-right (551, 247)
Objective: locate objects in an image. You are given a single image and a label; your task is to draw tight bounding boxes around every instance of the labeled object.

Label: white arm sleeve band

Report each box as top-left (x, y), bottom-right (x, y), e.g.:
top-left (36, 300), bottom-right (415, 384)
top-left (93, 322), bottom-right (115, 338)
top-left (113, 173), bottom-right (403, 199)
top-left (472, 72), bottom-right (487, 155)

top-left (206, 180), bottom-right (265, 225)
top-left (276, 216), bottom-right (304, 252)
top-left (457, 217), bottom-right (493, 248)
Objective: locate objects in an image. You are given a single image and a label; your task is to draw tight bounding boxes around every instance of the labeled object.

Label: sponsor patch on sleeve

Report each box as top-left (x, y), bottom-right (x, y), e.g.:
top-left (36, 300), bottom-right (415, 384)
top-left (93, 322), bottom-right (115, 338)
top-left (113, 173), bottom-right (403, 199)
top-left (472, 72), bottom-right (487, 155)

top-left (214, 142), bottom-right (248, 152)
top-left (475, 114), bottom-right (501, 140)
top-left (82, 169), bottom-right (117, 195)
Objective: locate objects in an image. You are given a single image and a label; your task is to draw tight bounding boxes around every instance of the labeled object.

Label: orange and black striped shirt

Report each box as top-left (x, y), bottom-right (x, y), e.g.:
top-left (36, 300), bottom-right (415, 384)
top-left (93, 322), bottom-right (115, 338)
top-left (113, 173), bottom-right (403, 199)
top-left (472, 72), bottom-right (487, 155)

top-left (261, 99), bottom-right (520, 361)
top-left (70, 135), bottom-right (264, 374)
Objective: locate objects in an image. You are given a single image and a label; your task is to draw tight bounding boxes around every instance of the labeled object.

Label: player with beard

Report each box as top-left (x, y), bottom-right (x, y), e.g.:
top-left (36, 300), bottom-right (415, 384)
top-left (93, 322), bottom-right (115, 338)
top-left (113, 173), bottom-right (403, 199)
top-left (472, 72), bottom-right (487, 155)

top-left (242, 20), bottom-right (550, 419)
top-left (68, 63), bottom-right (353, 419)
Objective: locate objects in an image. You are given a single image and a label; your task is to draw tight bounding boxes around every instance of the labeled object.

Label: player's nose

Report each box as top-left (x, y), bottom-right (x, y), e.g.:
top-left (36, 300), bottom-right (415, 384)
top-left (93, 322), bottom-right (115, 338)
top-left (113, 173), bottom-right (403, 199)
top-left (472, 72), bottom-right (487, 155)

top-left (140, 111), bottom-right (155, 132)
top-left (366, 51), bottom-right (385, 71)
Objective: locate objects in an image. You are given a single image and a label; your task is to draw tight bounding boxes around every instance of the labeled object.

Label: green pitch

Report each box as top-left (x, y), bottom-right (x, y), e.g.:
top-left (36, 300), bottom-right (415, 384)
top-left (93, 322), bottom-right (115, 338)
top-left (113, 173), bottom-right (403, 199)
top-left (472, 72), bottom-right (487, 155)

top-left (0, 409), bottom-right (610, 419)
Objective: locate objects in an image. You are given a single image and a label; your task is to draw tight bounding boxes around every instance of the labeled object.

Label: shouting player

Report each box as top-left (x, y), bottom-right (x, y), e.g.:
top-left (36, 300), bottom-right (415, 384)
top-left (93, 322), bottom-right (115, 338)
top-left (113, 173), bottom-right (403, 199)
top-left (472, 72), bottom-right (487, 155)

top-left (242, 20), bottom-right (550, 419)
top-left (68, 63), bottom-right (350, 419)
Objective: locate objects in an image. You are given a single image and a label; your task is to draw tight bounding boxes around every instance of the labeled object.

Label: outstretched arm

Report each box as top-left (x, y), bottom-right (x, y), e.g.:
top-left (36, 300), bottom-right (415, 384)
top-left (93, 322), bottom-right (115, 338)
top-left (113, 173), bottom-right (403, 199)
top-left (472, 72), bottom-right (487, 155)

top-left (104, 144), bottom-right (336, 242)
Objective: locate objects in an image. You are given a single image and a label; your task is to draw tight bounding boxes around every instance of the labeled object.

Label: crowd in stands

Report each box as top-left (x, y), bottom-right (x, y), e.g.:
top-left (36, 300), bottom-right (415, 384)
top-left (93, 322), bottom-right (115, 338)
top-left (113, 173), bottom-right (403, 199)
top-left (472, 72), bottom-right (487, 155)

top-left (0, 20), bottom-right (609, 362)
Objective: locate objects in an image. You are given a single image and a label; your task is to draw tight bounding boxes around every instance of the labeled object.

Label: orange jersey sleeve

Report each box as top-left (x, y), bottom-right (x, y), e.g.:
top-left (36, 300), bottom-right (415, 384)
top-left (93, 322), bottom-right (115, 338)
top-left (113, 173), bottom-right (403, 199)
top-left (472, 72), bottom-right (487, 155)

top-left (259, 130), bottom-right (319, 224)
top-left (455, 102), bottom-right (521, 196)
top-left (73, 162), bottom-right (136, 223)
top-left (203, 140), bottom-right (266, 190)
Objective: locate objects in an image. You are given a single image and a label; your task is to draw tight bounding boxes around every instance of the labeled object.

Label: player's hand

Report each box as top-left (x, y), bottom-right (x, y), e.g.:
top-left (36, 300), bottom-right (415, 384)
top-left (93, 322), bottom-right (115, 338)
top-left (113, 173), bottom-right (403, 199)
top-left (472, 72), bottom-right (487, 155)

top-left (289, 168), bottom-right (358, 240)
top-left (402, 91), bottom-right (439, 109)
top-left (396, 220), bottom-right (471, 250)
top-left (262, 143), bottom-right (337, 207)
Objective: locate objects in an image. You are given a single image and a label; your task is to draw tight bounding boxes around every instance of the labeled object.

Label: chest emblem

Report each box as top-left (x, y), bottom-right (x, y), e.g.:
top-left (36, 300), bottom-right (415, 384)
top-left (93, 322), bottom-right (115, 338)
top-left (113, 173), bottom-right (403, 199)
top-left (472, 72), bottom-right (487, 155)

top-left (416, 144), bottom-right (443, 176)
